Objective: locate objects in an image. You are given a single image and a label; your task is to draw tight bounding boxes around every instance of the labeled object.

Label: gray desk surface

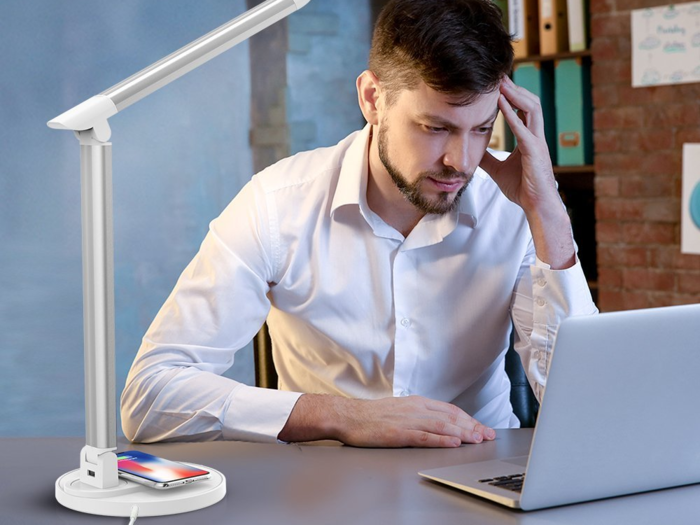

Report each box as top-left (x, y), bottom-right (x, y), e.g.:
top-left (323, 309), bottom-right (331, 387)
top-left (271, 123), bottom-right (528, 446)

top-left (3, 429), bottom-right (700, 524)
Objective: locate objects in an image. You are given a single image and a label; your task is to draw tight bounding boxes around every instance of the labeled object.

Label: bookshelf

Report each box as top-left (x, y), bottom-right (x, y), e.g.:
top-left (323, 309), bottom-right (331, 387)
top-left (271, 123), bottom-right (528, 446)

top-left (513, 50), bottom-right (597, 300)
top-left (513, 49), bottom-right (592, 64)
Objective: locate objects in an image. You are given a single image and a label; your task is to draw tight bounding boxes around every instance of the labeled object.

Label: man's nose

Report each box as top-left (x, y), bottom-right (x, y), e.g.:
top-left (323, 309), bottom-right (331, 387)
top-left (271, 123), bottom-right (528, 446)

top-left (442, 136), bottom-right (471, 174)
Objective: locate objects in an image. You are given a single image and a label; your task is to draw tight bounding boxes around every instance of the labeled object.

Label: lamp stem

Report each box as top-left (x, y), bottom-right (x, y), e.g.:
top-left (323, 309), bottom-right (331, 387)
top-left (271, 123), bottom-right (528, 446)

top-left (79, 132), bottom-right (117, 450)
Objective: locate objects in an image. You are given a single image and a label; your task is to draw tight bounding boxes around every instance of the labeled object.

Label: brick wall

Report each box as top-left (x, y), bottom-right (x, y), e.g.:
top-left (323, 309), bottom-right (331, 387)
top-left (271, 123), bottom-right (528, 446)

top-left (286, 1), bottom-right (371, 152)
top-left (591, 0), bottom-right (700, 310)
top-left (247, 0), bottom-right (370, 172)
top-left (247, 0), bottom-right (290, 171)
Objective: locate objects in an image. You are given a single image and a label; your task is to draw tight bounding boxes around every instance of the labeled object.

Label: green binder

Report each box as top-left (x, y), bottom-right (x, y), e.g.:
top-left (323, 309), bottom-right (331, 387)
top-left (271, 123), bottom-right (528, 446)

top-left (554, 58), bottom-right (593, 166)
top-left (512, 61), bottom-right (557, 165)
top-left (491, 0), bottom-right (509, 30)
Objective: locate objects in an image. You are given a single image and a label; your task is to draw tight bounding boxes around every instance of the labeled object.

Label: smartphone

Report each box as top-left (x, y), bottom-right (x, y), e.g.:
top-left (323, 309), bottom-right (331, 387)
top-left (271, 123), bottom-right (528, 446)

top-left (116, 450), bottom-right (211, 489)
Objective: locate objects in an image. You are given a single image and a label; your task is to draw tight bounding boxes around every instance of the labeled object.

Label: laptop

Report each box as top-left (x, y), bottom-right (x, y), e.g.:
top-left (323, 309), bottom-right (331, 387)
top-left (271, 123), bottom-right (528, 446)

top-left (419, 304), bottom-right (700, 511)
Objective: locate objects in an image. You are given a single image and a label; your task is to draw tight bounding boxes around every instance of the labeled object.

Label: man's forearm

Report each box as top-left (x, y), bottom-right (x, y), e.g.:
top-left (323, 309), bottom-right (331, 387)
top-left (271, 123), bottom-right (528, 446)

top-left (525, 201), bottom-right (576, 270)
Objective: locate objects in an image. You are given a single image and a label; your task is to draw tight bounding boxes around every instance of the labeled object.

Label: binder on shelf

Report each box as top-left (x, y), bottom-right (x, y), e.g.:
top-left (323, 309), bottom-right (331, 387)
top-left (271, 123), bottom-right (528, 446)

top-left (566, 0), bottom-right (588, 52)
top-left (539, 0), bottom-right (569, 55)
top-left (509, 0), bottom-right (540, 58)
top-left (554, 58), bottom-right (592, 166)
top-left (513, 61), bottom-right (557, 164)
top-left (489, 111), bottom-right (514, 152)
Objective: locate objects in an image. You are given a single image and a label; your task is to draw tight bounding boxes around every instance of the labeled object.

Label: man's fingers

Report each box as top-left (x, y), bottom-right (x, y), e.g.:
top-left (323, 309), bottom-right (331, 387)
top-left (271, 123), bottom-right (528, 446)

top-left (453, 420), bottom-right (496, 443)
top-left (338, 396), bottom-right (497, 448)
top-left (430, 418), bottom-right (482, 444)
top-left (502, 74), bottom-right (536, 101)
top-left (499, 78), bottom-right (545, 139)
top-left (419, 398), bottom-right (496, 442)
top-left (402, 424), bottom-right (492, 448)
top-left (474, 423), bottom-right (497, 441)
top-left (402, 430), bottom-right (461, 448)
top-left (498, 94), bottom-right (527, 134)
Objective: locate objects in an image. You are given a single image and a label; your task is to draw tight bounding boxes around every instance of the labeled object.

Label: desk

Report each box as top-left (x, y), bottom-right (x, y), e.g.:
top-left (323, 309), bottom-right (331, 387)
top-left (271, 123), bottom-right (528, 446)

top-left (3, 429), bottom-right (700, 524)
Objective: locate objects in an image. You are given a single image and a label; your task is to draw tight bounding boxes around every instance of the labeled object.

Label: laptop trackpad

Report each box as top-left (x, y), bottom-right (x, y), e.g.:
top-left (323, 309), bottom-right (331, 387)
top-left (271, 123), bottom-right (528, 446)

top-left (502, 455), bottom-right (528, 468)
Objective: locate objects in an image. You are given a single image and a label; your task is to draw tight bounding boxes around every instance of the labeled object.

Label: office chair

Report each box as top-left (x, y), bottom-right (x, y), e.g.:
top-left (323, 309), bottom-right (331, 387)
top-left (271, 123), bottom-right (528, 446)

top-left (504, 329), bottom-right (540, 428)
top-left (253, 323), bottom-right (540, 428)
top-left (254, 323), bottom-right (279, 390)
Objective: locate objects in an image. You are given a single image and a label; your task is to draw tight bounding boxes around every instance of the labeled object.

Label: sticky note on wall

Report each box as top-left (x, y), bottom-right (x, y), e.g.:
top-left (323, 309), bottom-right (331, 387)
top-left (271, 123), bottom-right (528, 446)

top-left (682, 143), bottom-right (700, 255)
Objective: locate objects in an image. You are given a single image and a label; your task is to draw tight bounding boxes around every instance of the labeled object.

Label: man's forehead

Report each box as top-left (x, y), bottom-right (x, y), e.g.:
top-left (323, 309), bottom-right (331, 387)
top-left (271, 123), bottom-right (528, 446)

top-left (398, 83), bottom-right (500, 126)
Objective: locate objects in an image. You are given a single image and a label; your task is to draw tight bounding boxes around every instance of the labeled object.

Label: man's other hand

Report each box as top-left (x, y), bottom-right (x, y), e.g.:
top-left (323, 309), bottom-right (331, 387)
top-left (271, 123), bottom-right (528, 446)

top-left (278, 394), bottom-right (496, 447)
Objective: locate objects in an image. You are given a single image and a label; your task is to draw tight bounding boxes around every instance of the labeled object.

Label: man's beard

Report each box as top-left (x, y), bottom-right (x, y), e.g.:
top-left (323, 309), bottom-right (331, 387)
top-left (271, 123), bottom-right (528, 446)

top-left (377, 123), bottom-right (471, 215)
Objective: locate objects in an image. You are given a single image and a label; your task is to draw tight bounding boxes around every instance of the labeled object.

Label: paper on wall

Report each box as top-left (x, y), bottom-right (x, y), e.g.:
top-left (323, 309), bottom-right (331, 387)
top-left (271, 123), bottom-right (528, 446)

top-left (632, 2), bottom-right (700, 88)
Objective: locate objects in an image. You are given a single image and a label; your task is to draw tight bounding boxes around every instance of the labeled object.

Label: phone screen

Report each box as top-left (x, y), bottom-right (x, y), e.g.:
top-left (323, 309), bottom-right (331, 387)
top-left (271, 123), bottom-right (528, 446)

top-left (116, 451), bottom-right (209, 483)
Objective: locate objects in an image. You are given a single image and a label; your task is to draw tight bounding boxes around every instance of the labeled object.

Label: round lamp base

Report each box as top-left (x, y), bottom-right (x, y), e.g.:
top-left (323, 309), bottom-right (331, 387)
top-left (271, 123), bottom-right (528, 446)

top-left (56, 464), bottom-right (226, 517)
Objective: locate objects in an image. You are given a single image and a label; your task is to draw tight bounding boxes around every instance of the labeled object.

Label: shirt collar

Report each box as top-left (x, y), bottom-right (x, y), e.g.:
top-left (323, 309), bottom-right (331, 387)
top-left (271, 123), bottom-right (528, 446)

top-left (330, 124), bottom-right (372, 216)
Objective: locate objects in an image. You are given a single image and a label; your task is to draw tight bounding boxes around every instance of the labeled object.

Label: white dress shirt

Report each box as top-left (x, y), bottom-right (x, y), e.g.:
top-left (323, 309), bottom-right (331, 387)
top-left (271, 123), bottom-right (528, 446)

top-left (121, 124), bottom-right (598, 443)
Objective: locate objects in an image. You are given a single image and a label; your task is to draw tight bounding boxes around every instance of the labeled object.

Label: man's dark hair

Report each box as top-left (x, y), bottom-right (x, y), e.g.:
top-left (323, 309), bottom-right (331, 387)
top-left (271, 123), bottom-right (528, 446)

top-left (369, 0), bottom-right (513, 106)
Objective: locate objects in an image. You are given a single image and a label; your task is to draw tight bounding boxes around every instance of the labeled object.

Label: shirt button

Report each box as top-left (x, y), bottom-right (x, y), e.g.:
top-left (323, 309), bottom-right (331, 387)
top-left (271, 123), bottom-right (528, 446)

top-left (537, 278), bottom-right (547, 287)
top-left (400, 318), bottom-right (411, 327)
top-left (536, 297), bottom-right (546, 307)
top-left (400, 390), bottom-right (410, 397)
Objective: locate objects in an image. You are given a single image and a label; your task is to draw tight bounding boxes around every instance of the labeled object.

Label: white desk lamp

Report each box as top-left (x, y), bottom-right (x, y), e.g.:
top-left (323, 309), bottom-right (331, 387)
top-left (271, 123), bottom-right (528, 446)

top-left (47, 0), bottom-right (310, 517)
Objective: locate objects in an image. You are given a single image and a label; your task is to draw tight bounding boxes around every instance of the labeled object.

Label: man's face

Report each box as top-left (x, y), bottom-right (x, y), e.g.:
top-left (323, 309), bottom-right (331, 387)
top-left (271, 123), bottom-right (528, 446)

top-left (375, 81), bottom-right (500, 215)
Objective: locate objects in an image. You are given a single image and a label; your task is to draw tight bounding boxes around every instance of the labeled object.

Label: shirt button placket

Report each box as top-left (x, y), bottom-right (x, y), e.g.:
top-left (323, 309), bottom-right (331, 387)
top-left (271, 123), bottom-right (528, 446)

top-left (393, 251), bottom-right (415, 398)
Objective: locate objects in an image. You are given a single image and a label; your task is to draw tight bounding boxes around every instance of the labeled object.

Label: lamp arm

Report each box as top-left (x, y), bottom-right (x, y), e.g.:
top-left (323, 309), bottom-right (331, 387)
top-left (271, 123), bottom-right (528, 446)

top-left (47, 0), bottom-right (309, 133)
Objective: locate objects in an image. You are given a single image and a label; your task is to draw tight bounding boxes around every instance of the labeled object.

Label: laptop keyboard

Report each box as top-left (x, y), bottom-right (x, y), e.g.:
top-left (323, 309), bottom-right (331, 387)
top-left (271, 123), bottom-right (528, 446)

top-left (478, 473), bottom-right (525, 493)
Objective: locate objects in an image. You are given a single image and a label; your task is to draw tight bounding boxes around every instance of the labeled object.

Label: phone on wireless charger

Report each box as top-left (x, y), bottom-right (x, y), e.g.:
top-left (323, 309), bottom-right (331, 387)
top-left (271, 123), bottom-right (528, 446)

top-left (116, 450), bottom-right (211, 489)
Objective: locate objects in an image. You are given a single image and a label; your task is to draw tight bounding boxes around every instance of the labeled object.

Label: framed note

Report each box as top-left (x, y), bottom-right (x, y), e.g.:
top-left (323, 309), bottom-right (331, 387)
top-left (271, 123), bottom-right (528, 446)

top-left (682, 144), bottom-right (700, 254)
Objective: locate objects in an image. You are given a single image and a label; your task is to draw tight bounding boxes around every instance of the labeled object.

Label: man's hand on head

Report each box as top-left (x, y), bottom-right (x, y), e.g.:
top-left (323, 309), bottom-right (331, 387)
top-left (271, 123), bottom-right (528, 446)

top-left (277, 393), bottom-right (496, 448)
top-left (479, 76), bottom-right (576, 270)
top-left (479, 76), bottom-right (560, 214)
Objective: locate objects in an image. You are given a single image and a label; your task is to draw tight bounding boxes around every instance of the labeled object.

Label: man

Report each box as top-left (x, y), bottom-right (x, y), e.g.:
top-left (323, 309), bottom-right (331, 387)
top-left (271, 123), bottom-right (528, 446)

top-left (121, 0), bottom-right (597, 448)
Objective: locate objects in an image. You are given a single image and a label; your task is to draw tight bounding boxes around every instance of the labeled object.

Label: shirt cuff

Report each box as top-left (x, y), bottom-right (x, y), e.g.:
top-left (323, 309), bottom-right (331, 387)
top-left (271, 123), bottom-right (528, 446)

top-left (222, 384), bottom-right (303, 443)
top-left (530, 257), bottom-right (596, 316)
top-left (534, 256), bottom-right (551, 270)
top-left (527, 257), bottom-right (598, 397)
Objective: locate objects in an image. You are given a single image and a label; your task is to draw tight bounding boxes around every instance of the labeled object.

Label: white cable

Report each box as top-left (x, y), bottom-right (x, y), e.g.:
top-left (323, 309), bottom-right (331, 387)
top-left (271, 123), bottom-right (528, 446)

top-left (128, 505), bottom-right (139, 525)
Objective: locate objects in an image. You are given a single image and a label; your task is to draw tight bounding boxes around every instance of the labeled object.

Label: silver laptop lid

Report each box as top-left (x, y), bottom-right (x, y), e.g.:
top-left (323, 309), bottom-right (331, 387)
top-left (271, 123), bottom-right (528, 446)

top-left (521, 303), bottom-right (700, 510)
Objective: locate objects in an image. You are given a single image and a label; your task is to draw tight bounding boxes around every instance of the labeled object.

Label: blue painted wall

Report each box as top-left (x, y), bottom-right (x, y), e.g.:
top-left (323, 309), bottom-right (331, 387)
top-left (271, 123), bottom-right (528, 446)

top-left (0, 0), bottom-right (254, 437)
top-left (0, 0), bottom-right (370, 437)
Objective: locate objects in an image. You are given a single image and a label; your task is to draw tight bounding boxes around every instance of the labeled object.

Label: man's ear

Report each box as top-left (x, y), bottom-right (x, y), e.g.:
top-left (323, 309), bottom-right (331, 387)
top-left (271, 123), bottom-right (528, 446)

top-left (356, 70), bottom-right (382, 126)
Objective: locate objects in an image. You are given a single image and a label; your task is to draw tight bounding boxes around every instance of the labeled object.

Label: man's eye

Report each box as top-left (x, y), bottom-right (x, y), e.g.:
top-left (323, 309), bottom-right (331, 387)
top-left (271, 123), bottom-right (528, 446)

top-left (476, 127), bottom-right (493, 134)
top-left (424, 125), bottom-right (446, 133)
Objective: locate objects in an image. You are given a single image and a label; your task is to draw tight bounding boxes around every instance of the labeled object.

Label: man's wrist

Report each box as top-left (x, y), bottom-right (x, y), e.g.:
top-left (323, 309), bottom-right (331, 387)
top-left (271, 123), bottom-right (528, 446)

top-left (525, 205), bottom-right (576, 270)
top-left (277, 393), bottom-right (347, 443)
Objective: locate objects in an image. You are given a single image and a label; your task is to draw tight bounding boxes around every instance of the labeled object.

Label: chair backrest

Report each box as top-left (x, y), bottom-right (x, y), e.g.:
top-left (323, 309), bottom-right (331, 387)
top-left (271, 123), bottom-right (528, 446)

top-left (253, 322), bottom-right (278, 389)
top-left (253, 323), bottom-right (540, 427)
top-left (504, 333), bottom-right (540, 428)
